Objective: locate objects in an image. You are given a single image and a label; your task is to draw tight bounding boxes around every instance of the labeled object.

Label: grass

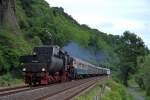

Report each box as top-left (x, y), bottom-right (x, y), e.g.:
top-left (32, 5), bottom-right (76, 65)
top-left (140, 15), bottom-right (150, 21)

top-left (140, 90), bottom-right (150, 100)
top-left (75, 79), bottom-right (133, 100)
top-left (141, 86), bottom-right (150, 100)
top-left (145, 96), bottom-right (150, 100)
top-left (129, 78), bottom-right (150, 100)
top-left (0, 73), bottom-right (23, 87)
top-left (102, 80), bottom-right (133, 100)
top-left (74, 79), bottom-right (107, 100)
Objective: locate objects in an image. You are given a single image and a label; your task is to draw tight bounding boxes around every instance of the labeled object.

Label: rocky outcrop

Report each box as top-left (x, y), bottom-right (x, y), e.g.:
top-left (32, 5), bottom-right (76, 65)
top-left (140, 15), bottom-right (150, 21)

top-left (0, 0), bottom-right (19, 31)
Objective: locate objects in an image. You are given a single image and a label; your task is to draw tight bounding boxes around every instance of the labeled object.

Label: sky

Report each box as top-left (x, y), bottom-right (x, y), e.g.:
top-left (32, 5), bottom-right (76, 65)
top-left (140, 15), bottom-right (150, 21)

top-left (45, 0), bottom-right (150, 48)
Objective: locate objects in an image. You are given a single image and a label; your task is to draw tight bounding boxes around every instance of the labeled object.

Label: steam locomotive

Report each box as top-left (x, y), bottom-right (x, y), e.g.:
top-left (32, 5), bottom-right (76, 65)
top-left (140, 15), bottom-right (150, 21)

top-left (20, 45), bottom-right (110, 86)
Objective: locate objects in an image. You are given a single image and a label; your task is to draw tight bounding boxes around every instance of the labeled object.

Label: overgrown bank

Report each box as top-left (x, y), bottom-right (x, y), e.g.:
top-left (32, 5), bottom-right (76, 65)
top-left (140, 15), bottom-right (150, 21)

top-left (0, 73), bottom-right (23, 87)
top-left (75, 79), bottom-right (133, 100)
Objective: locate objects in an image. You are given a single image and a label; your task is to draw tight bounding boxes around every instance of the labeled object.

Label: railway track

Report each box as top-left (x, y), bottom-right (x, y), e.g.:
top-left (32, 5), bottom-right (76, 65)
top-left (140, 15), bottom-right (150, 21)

top-left (0, 84), bottom-right (59, 97)
top-left (0, 85), bottom-right (29, 97)
top-left (37, 77), bottom-right (100, 100)
top-left (0, 76), bottom-right (105, 100)
top-left (0, 85), bottom-right (26, 92)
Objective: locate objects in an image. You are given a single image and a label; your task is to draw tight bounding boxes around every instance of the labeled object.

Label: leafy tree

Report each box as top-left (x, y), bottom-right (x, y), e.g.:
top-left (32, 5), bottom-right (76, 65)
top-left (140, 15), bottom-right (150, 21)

top-left (116, 31), bottom-right (148, 86)
top-left (20, 0), bottom-right (33, 16)
top-left (88, 34), bottom-right (100, 53)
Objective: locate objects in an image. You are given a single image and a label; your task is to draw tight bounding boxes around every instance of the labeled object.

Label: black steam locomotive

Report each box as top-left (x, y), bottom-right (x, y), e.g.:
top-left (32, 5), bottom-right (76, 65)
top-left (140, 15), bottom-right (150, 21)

top-left (20, 45), bottom-right (110, 85)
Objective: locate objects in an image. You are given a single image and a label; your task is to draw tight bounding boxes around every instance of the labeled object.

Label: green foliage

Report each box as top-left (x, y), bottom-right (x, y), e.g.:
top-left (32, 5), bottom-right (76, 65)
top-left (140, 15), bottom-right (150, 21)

top-left (145, 95), bottom-right (150, 100)
top-left (75, 80), bottom-right (133, 100)
top-left (31, 36), bottom-right (42, 46)
top-left (102, 80), bottom-right (133, 100)
top-left (0, 0), bottom-right (116, 75)
top-left (16, 0), bottom-right (111, 49)
top-left (0, 73), bottom-right (22, 86)
top-left (136, 55), bottom-right (150, 96)
top-left (115, 31), bottom-right (148, 86)
top-left (0, 30), bottom-right (31, 74)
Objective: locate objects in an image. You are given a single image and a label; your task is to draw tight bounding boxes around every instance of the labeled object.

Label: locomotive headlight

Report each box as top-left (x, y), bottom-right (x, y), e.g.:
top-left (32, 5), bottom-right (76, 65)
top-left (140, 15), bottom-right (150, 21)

top-left (22, 68), bottom-right (26, 72)
top-left (33, 52), bottom-right (36, 55)
top-left (42, 68), bottom-right (46, 72)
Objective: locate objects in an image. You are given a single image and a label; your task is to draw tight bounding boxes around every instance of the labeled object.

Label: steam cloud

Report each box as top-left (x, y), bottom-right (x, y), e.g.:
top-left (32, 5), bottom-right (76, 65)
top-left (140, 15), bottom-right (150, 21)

top-left (63, 42), bottom-right (116, 65)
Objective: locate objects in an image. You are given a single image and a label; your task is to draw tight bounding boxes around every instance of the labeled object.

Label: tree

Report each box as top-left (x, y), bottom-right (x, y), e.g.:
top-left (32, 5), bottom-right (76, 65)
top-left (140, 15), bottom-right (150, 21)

top-left (117, 31), bottom-right (148, 86)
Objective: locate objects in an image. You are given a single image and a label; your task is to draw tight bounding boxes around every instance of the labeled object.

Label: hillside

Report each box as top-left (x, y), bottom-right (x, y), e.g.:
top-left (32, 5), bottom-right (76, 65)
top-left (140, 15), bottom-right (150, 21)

top-left (0, 0), bottom-right (149, 93)
top-left (0, 0), bottom-right (120, 74)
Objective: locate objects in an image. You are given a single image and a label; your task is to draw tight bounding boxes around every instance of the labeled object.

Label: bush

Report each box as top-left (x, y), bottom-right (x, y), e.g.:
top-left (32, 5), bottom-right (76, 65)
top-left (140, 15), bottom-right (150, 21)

top-left (0, 30), bottom-right (31, 74)
top-left (0, 73), bottom-right (22, 86)
top-left (102, 80), bottom-right (133, 100)
top-left (75, 80), bottom-right (133, 100)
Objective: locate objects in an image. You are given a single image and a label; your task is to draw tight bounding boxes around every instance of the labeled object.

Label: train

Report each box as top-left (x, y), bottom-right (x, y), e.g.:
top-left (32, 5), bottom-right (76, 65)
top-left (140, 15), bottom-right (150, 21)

top-left (20, 45), bottom-right (110, 86)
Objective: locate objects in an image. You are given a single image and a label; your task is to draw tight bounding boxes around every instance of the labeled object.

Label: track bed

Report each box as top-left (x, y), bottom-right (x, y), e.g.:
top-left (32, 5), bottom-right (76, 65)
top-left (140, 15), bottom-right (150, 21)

top-left (0, 76), bottom-right (106, 100)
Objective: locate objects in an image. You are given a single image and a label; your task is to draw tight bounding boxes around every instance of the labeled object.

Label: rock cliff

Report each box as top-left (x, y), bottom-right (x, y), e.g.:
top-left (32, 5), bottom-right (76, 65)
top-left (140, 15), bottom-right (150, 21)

top-left (0, 0), bottom-right (19, 31)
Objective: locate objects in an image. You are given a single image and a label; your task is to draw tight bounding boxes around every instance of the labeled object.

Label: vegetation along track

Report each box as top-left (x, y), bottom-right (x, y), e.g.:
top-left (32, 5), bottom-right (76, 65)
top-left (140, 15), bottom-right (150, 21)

top-left (0, 76), bottom-right (105, 100)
